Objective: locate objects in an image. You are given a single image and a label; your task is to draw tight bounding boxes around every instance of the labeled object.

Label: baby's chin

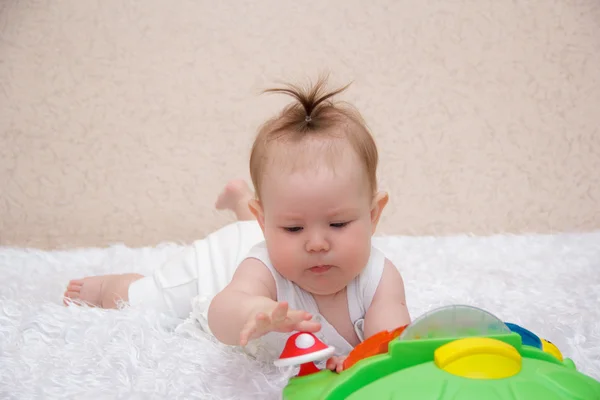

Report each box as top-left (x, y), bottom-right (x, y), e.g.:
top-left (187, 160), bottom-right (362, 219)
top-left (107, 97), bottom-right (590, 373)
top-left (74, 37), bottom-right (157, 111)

top-left (294, 277), bottom-right (349, 297)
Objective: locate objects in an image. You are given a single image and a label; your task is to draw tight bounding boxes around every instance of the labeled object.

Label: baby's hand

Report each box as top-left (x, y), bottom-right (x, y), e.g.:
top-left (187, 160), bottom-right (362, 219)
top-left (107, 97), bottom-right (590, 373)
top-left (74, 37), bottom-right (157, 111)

top-left (326, 356), bottom-right (348, 373)
top-left (239, 301), bottom-right (321, 346)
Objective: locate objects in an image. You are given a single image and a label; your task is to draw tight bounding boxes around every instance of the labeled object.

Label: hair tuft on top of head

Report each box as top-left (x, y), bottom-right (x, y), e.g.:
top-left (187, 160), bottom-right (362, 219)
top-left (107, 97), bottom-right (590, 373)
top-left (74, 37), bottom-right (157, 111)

top-left (262, 75), bottom-right (351, 132)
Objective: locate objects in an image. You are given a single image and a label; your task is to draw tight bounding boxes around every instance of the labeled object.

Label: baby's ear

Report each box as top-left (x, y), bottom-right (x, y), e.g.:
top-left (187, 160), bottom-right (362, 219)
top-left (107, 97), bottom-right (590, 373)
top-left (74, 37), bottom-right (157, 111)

top-left (249, 198), bottom-right (266, 232)
top-left (370, 191), bottom-right (389, 233)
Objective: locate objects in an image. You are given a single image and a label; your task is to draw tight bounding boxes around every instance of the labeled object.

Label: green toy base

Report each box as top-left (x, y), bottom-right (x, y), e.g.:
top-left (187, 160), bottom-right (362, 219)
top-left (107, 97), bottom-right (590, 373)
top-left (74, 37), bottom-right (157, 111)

top-left (282, 333), bottom-right (600, 400)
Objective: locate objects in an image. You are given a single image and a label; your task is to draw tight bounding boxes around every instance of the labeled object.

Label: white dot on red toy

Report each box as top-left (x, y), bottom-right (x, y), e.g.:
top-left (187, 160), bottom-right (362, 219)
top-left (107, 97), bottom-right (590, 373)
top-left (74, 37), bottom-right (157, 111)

top-left (295, 333), bottom-right (316, 349)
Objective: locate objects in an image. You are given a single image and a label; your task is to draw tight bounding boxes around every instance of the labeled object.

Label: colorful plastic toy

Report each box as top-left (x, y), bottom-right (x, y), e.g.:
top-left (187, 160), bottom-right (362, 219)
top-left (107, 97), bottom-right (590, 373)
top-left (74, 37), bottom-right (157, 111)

top-left (275, 332), bottom-right (336, 376)
top-left (343, 324), bottom-right (407, 370)
top-left (276, 305), bottom-right (600, 399)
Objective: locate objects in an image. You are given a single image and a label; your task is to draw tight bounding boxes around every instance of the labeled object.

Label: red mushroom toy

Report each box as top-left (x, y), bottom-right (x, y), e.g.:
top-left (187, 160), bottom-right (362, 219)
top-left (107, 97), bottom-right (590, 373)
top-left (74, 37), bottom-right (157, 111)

top-left (274, 332), bottom-right (336, 377)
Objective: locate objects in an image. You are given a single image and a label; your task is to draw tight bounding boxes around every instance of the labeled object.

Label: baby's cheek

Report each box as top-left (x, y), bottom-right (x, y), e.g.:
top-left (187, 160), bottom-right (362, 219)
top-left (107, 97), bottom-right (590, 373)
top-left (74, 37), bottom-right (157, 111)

top-left (338, 243), bottom-right (368, 275)
top-left (268, 239), bottom-right (298, 277)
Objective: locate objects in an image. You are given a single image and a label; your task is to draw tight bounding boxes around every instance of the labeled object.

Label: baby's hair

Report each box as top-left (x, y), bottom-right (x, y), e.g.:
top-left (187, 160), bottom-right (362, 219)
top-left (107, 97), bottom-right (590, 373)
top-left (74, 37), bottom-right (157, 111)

top-left (262, 78), bottom-right (351, 132)
top-left (250, 75), bottom-right (379, 200)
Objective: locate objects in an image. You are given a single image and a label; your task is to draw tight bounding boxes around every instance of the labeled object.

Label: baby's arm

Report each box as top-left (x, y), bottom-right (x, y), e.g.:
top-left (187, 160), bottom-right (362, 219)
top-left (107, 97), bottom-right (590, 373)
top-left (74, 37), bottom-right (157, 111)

top-left (326, 260), bottom-right (409, 373)
top-left (363, 259), bottom-right (411, 339)
top-left (208, 258), bottom-right (277, 345)
top-left (207, 258), bottom-right (320, 346)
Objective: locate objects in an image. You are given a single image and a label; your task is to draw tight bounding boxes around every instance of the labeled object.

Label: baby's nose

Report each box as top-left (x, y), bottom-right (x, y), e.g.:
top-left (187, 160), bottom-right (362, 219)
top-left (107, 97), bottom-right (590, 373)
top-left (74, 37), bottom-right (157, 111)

top-left (305, 232), bottom-right (330, 252)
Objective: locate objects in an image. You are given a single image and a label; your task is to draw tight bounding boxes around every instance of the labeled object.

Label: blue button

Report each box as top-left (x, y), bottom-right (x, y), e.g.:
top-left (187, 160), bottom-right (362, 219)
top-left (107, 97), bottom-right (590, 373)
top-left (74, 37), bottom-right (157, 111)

top-left (505, 322), bottom-right (542, 349)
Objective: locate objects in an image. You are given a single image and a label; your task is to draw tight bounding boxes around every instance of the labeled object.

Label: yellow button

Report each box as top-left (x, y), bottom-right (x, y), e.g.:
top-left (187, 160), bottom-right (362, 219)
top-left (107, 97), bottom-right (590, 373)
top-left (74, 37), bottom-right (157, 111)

top-left (434, 338), bottom-right (522, 379)
top-left (541, 339), bottom-right (563, 361)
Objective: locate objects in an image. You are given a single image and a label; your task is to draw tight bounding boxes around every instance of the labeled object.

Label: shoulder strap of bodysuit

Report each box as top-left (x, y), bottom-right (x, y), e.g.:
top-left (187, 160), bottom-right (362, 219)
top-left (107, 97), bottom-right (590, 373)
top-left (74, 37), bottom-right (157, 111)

top-left (347, 246), bottom-right (386, 324)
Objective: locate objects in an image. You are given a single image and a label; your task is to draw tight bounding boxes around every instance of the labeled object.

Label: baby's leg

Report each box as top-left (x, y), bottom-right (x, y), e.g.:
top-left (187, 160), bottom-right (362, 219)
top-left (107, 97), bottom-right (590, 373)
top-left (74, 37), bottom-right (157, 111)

top-left (64, 273), bottom-right (144, 308)
top-left (64, 179), bottom-right (259, 314)
top-left (215, 179), bottom-right (255, 221)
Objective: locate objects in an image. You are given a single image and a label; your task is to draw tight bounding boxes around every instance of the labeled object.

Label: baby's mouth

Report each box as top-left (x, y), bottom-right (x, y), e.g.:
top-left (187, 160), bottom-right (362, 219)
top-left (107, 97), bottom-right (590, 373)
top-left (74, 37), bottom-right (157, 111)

top-left (309, 265), bottom-right (332, 274)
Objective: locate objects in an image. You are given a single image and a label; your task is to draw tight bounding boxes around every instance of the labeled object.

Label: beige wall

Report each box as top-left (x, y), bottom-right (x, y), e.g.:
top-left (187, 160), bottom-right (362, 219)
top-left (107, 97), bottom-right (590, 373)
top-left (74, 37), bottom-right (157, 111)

top-left (1, 1), bottom-right (599, 249)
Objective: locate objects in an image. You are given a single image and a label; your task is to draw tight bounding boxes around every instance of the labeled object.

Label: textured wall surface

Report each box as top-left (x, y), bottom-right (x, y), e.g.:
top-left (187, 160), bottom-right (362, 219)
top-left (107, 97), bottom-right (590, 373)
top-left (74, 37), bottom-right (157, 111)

top-left (1, 0), bottom-right (599, 249)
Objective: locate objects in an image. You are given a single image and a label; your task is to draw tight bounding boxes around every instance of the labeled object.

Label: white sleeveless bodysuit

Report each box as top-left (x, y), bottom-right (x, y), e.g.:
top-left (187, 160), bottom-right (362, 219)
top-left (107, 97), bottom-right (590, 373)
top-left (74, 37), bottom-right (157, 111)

top-left (242, 241), bottom-right (386, 361)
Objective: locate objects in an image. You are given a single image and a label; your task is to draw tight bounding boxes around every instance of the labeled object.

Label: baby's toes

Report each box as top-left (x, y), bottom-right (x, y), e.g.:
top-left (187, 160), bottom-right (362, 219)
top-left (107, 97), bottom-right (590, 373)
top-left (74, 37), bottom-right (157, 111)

top-left (63, 283), bottom-right (82, 305)
top-left (63, 291), bottom-right (80, 305)
top-left (67, 281), bottom-right (83, 291)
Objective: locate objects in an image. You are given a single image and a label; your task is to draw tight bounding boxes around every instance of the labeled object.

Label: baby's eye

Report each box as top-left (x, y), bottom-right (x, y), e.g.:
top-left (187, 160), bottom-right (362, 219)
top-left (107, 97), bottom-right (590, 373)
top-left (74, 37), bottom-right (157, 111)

top-left (330, 222), bottom-right (349, 228)
top-left (283, 227), bottom-right (303, 233)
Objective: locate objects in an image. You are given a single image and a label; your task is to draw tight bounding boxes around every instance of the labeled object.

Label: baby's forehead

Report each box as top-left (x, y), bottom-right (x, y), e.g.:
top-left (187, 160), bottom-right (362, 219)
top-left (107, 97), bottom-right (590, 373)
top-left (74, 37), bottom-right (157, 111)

top-left (266, 134), bottom-right (361, 170)
top-left (260, 165), bottom-right (371, 212)
top-left (261, 148), bottom-right (370, 197)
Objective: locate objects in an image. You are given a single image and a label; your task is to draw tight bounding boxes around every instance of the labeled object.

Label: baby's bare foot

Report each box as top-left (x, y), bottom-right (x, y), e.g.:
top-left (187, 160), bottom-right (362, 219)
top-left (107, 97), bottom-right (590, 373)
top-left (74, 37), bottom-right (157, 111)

top-left (63, 273), bottom-right (143, 309)
top-left (215, 179), bottom-right (255, 220)
top-left (63, 276), bottom-right (110, 307)
top-left (215, 179), bottom-right (253, 210)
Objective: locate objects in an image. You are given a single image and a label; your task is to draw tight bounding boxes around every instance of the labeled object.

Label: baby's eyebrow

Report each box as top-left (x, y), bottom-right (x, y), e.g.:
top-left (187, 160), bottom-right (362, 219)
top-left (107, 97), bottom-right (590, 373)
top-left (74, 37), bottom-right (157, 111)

top-left (326, 207), bottom-right (360, 218)
top-left (273, 207), bottom-right (360, 220)
top-left (275, 213), bottom-right (304, 220)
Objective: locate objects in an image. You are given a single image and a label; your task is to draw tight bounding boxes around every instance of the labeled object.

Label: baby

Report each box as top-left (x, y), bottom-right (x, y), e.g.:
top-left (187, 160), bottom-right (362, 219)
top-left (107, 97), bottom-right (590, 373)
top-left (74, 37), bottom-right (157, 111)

top-left (64, 78), bottom-right (411, 372)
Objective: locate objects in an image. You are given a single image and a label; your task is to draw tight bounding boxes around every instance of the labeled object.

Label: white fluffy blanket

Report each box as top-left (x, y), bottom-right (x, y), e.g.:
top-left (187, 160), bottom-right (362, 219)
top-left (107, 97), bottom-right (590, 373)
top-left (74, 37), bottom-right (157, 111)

top-left (1, 231), bottom-right (600, 399)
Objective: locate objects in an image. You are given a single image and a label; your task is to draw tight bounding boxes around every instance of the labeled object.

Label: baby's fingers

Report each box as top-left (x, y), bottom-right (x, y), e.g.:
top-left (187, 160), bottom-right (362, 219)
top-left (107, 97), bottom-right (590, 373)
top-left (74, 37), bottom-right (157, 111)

top-left (239, 320), bottom-right (257, 346)
top-left (271, 301), bottom-right (289, 322)
top-left (240, 313), bottom-right (268, 346)
top-left (286, 309), bottom-right (313, 324)
top-left (326, 357), bottom-right (337, 371)
top-left (326, 356), bottom-right (347, 373)
top-left (255, 312), bottom-right (273, 332)
top-left (293, 319), bottom-right (321, 333)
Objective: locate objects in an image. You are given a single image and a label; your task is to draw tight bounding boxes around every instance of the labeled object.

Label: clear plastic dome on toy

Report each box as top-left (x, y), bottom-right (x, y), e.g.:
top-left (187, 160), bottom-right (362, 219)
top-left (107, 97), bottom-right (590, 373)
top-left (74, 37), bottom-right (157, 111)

top-left (398, 304), bottom-right (511, 341)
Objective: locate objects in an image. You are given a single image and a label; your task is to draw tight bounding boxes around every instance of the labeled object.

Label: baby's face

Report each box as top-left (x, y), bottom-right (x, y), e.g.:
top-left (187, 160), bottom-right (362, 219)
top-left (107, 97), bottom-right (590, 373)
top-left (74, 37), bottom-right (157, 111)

top-left (256, 154), bottom-right (376, 296)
